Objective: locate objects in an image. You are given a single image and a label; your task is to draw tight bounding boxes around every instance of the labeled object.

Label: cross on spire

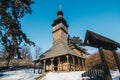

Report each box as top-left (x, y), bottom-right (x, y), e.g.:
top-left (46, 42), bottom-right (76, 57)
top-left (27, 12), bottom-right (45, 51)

top-left (57, 4), bottom-right (63, 16)
top-left (59, 4), bottom-right (62, 11)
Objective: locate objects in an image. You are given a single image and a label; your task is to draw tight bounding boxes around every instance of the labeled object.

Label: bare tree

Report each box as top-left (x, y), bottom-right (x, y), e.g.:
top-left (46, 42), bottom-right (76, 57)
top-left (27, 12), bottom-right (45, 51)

top-left (85, 50), bottom-right (120, 70)
top-left (35, 46), bottom-right (42, 60)
top-left (20, 46), bottom-right (32, 60)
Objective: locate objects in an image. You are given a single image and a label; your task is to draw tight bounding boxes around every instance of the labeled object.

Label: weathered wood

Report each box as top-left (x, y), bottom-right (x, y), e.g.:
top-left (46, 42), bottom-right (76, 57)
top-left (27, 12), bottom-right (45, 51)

top-left (66, 55), bottom-right (70, 71)
top-left (84, 30), bottom-right (120, 50)
top-left (38, 62), bottom-right (41, 74)
top-left (43, 60), bottom-right (46, 72)
top-left (98, 47), bottom-right (112, 80)
top-left (51, 58), bottom-right (54, 71)
top-left (58, 57), bottom-right (60, 71)
top-left (112, 50), bottom-right (120, 73)
top-left (71, 56), bottom-right (75, 71)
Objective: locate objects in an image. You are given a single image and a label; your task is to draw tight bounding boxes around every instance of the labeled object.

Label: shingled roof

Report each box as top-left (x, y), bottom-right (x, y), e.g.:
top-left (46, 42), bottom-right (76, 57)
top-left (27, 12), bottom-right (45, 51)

top-left (84, 30), bottom-right (120, 50)
top-left (40, 43), bottom-right (84, 60)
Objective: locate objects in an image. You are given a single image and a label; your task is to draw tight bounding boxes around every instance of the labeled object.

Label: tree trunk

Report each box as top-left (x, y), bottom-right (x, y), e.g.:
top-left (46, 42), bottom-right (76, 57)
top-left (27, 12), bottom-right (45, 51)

top-left (6, 55), bottom-right (12, 67)
top-left (6, 58), bottom-right (11, 67)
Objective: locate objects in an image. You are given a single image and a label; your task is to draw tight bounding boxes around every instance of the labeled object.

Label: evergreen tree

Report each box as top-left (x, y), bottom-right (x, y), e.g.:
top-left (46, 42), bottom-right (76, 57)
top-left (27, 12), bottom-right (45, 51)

top-left (0, 0), bottom-right (35, 66)
top-left (68, 36), bottom-right (87, 52)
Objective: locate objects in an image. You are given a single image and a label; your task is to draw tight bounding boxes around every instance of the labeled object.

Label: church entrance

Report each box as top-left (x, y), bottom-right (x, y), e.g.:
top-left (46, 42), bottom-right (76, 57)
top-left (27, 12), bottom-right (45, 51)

top-left (53, 58), bottom-right (58, 71)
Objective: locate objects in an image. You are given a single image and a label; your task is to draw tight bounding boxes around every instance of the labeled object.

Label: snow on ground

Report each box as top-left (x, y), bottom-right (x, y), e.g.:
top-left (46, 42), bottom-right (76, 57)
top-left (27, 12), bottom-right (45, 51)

top-left (0, 69), bottom-right (39, 80)
top-left (111, 70), bottom-right (120, 79)
top-left (40, 71), bottom-right (85, 80)
top-left (0, 69), bottom-right (120, 80)
top-left (40, 70), bottom-right (120, 80)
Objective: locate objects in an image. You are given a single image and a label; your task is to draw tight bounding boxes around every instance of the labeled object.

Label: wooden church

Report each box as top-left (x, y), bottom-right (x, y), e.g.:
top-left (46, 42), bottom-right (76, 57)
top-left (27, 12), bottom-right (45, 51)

top-left (39, 9), bottom-right (88, 72)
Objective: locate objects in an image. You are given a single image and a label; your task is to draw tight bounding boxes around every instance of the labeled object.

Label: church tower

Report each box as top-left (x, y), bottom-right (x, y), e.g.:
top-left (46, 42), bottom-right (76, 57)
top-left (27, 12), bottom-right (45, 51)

top-left (52, 8), bottom-right (68, 46)
top-left (40, 7), bottom-right (87, 72)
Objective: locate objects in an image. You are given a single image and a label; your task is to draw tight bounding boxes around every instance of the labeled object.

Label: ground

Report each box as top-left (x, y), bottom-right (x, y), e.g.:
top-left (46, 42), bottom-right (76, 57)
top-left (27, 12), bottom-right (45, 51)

top-left (0, 69), bottom-right (120, 80)
top-left (0, 69), bottom-right (39, 80)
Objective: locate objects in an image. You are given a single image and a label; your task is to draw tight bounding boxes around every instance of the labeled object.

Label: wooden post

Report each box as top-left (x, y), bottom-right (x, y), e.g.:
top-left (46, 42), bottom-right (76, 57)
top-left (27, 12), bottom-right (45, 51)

top-left (78, 58), bottom-right (80, 65)
top-left (58, 57), bottom-right (60, 71)
top-left (43, 60), bottom-right (46, 72)
top-left (112, 50), bottom-right (120, 73)
top-left (73, 56), bottom-right (75, 71)
top-left (82, 59), bottom-right (85, 67)
top-left (51, 58), bottom-right (54, 71)
top-left (98, 47), bottom-right (112, 80)
top-left (62, 62), bottom-right (63, 71)
top-left (66, 55), bottom-right (70, 71)
top-left (81, 58), bottom-right (84, 69)
top-left (38, 61), bottom-right (41, 74)
top-left (78, 58), bottom-right (80, 70)
top-left (83, 59), bottom-right (86, 70)
top-left (81, 59), bottom-right (84, 70)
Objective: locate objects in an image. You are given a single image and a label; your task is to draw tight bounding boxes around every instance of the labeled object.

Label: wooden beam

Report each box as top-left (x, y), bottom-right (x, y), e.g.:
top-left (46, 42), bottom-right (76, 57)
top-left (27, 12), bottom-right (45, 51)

top-left (66, 55), bottom-right (70, 71)
top-left (51, 58), bottom-right (54, 71)
top-left (98, 47), bottom-right (112, 80)
top-left (38, 61), bottom-right (41, 73)
top-left (58, 57), bottom-right (60, 71)
top-left (71, 55), bottom-right (75, 71)
top-left (112, 50), bottom-right (120, 73)
top-left (43, 60), bottom-right (46, 72)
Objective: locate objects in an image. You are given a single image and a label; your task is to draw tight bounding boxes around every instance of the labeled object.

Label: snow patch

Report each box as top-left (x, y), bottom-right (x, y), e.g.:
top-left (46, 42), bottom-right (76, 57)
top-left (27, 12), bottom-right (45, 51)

top-left (41, 70), bottom-right (120, 80)
top-left (111, 70), bottom-right (120, 79)
top-left (0, 69), bottom-right (39, 80)
top-left (0, 69), bottom-right (120, 80)
top-left (41, 71), bottom-right (85, 80)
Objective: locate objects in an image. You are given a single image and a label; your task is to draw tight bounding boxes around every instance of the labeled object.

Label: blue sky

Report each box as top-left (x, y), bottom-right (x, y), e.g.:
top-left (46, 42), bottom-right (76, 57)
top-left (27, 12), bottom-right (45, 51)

top-left (21, 0), bottom-right (120, 55)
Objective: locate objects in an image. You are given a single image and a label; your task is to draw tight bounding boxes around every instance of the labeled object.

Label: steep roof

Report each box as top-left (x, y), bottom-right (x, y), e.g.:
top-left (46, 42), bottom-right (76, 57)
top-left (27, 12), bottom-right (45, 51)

top-left (40, 43), bottom-right (84, 60)
top-left (84, 30), bottom-right (120, 50)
